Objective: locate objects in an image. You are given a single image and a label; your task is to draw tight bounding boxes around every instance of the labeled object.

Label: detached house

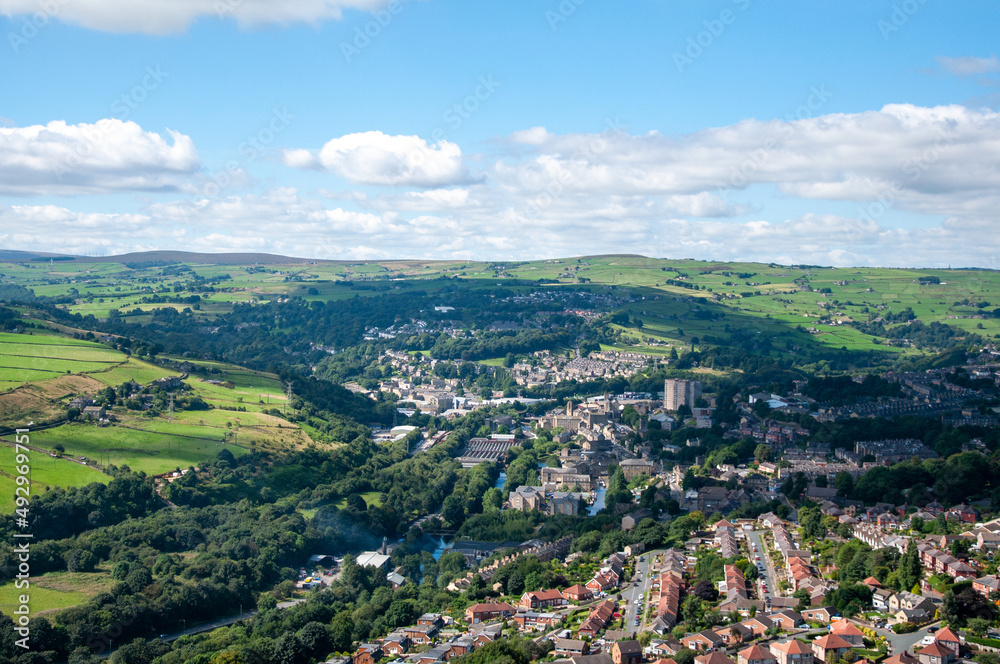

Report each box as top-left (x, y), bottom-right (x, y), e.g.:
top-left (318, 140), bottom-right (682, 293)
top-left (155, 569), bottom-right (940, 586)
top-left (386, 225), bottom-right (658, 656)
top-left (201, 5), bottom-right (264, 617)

top-left (830, 620), bottom-right (864, 647)
top-left (520, 589), bottom-right (566, 610)
top-left (465, 602), bottom-right (515, 624)
top-left (738, 645), bottom-right (777, 664)
top-left (770, 640), bottom-right (813, 664)
top-left (811, 635), bottom-right (852, 663)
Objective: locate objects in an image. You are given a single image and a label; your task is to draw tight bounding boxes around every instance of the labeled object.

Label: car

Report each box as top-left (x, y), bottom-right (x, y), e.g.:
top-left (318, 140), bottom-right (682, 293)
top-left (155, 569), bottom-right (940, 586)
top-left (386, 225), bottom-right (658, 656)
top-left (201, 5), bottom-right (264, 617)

top-left (920, 636), bottom-right (935, 646)
top-left (927, 626), bottom-right (939, 633)
top-left (634, 618), bottom-right (640, 626)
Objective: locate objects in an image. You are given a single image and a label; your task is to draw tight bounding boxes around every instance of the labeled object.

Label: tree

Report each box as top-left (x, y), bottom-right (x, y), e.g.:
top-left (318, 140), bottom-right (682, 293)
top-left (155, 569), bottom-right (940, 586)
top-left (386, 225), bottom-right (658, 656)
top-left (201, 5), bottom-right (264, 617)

top-left (345, 494), bottom-right (367, 512)
top-left (64, 549), bottom-right (97, 573)
top-left (941, 587), bottom-right (999, 627)
top-left (682, 595), bottom-right (705, 628)
top-left (799, 505), bottom-right (826, 540)
top-left (834, 471), bottom-right (854, 497)
top-left (482, 487), bottom-right (503, 512)
top-left (754, 444), bottom-right (773, 463)
top-left (897, 541), bottom-right (922, 592)
top-left (692, 579), bottom-right (718, 602)
top-left (969, 617), bottom-right (993, 637)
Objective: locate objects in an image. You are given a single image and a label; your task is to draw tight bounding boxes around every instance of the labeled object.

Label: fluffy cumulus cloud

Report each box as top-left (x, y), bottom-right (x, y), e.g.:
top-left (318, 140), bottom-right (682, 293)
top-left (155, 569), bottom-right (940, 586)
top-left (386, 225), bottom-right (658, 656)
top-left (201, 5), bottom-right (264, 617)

top-left (0, 0), bottom-right (395, 34)
top-left (10, 104), bottom-right (1000, 267)
top-left (0, 119), bottom-right (199, 195)
top-left (284, 131), bottom-right (469, 187)
top-left (492, 105), bottom-right (1000, 211)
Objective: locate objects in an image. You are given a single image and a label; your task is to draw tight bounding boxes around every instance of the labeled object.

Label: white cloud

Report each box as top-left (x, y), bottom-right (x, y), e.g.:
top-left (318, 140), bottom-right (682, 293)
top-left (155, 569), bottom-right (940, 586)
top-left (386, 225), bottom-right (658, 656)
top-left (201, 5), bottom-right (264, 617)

top-left (284, 131), bottom-right (469, 187)
top-left (936, 55), bottom-right (1000, 76)
top-left (0, 0), bottom-right (396, 34)
top-left (491, 104), bottom-right (1000, 218)
top-left (508, 126), bottom-right (552, 145)
top-left (0, 119), bottom-right (199, 195)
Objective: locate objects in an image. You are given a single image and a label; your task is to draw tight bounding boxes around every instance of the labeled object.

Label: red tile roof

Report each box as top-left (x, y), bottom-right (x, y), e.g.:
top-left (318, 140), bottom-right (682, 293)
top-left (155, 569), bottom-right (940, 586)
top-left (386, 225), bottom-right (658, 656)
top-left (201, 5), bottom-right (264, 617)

top-left (813, 634), bottom-right (852, 650)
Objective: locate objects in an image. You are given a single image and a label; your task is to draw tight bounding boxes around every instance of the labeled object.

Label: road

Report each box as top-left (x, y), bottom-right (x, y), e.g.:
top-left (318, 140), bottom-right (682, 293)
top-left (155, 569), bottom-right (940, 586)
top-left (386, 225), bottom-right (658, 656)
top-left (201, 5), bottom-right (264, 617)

top-left (746, 530), bottom-right (779, 603)
top-left (99, 598), bottom-right (307, 658)
top-left (882, 620), bottom-right (942, 656)
top-left (620, 551), bottom-right (660, 634)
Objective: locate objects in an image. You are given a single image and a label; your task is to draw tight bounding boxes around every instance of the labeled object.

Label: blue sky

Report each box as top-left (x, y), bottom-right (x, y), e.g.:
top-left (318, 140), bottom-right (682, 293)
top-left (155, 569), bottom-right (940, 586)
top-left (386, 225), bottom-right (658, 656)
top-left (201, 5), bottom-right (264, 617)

top-left (1, 0), bottom-right (999, 266)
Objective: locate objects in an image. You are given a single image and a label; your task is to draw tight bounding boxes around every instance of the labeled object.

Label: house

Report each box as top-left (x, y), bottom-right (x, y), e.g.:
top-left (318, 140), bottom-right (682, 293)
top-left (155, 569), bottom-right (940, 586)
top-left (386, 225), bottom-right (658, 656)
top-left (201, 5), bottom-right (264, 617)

top-left (888, 592), bottom-right (935, 615)
top-left (811, 634), bottom-right (852, 663)
top-left (770, 640), bottom-right (814, 664)
top-left (387, 571), bottom-right (405, 589)
top-left (381, 633), bottom-right (411, 656)
top-left (465, 602), bottom-right (515, 624)
top-left (151, 376), bottom-right (184, 390)
top-left (470, 625), bottom-right (501, 648)
top-left (884, 654), bottom-right (920, 664)
top-left (830, 620), bottom-right (864, 646)
top-left (872, 588), bottom-right (894, 610)
top-left (649, 639), bottom-right (685, 658)
top-left (69, 396), bottom-right (93, 409)
top-left (766, 610), bottom-right (803, 630)
top-left (571, 655), bottom-right (614, 664)
top-left (402, 624), bottom-right (437, 645)
top-left (512, 611), bottom-right (561, 630)
top-left (555, 639), bottom-right (590, 657)
top-left (695, 653), bottom-right (736, 664)
top-left (612, 640), bottom-right (644, 664)
top-left (447, 637), bottom-right (475, 659)
top-left (352, 644), bottom-right (383, 664)
top-left (716, 624), bottom-right (753, 646)
top-left (741, 617), bottom-right (774, 637)
top-left (894, 608), bottom-right (931, 624)
top-left (948, 504), bottom-right (978, 524)
top-left (698, 486), bottom-right (731, 512)
top-left (417, 613), bottom-right (444, 627)
top-left (625, 543), bottom-right (646, 557)
top-left (620, 458), bottom-right (655, 479)
top-left (862, 576), bottom-right (883, 590)
top-left (587, 572), bottom-right (617, 593)
top-left (563, 584), bottom-right (594, 602)
top-left (739, 645), bottom-right (778, 664)
top-left (520, 589), bottom-right (566, 610)
top-left (934, 627), bottom-right (961, 656)
top-left (81, 405), bottom-right (106, 420)
top-left (414, 645), bottom-right (452, 664)
top-left (916, 643), bottom-right (954, 664)
top-left (973, 574), bottom-right (1000, 597)
top-left (682, 630), bottom-right (724, 651)
top-left (509, 485), bottom-right (545, 511)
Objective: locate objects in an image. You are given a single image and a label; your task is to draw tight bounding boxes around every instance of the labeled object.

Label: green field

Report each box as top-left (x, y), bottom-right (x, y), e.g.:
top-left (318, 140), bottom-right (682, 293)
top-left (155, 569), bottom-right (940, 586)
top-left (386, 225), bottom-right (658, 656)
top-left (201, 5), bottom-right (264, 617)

top-left (0, 570), bottom-right (112, 615)
top-left (88, 357), bottom-right (178, 387)
top-left (334, 491), bottom-right (384, 510)
top-left (3, 254), bottom-right (999, 373)
top-left (24, 423), bottom-right (245, 476)
top-left (0, 333), bottom-right (126, 389)
top-left (0, 454), bottom-right (110, 513)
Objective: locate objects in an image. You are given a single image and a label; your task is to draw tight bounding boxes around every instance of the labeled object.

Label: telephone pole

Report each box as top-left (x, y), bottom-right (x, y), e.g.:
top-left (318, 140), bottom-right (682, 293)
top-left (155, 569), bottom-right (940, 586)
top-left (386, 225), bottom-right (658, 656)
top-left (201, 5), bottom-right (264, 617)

top-left (284, 381), bottom-right (293, 416)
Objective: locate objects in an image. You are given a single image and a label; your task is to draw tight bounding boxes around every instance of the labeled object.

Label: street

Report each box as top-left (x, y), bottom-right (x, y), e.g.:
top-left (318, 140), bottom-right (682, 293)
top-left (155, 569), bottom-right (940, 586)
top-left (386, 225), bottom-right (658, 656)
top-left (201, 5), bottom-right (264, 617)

top-left (746, 530), bottom-right (780, 602)
top-left (622, 552), bottom-right (653, 634)
top-left (882, 620), bottom-right (942, 656)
